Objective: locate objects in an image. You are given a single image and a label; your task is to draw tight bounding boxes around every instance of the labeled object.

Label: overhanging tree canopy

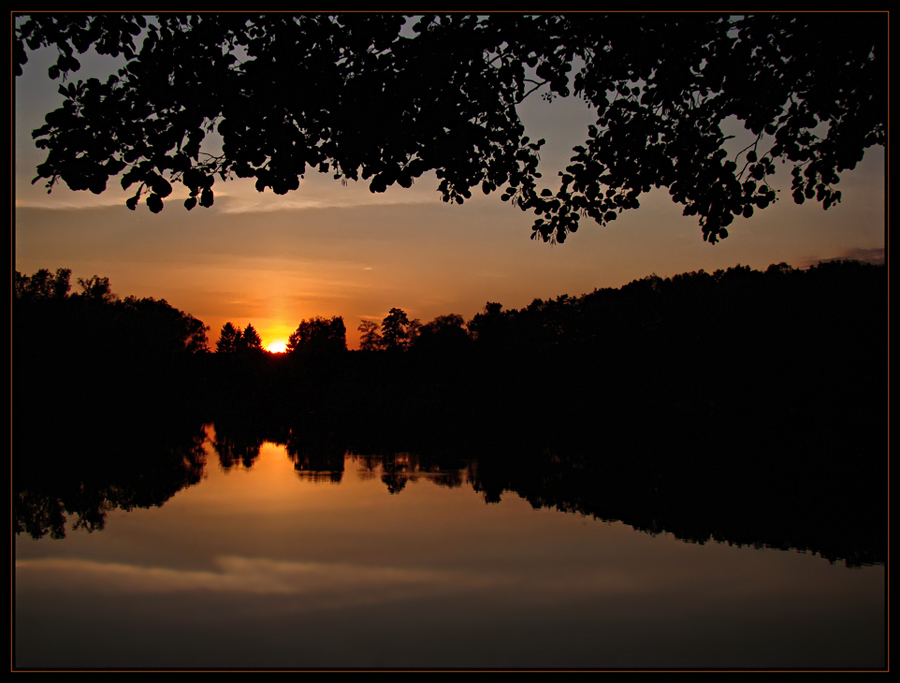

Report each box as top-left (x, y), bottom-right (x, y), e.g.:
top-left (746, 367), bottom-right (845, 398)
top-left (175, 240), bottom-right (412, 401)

top-left (15, 13), bottom-right (886, 243)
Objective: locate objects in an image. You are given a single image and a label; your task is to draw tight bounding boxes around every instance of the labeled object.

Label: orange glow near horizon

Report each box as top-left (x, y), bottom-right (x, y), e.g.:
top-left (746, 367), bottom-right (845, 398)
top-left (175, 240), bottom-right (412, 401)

top-left (14, 43), bottom-right (885, 368)
top-left (266, 340), bottom-right (288, 354)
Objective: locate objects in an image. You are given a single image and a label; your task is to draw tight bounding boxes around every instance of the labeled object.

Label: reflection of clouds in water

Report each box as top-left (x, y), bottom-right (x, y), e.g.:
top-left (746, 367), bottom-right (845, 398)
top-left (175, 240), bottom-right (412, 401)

top-left (15, 557), bottom-right (491, 611)
top-left (15, 554), bottom-right (657, 614)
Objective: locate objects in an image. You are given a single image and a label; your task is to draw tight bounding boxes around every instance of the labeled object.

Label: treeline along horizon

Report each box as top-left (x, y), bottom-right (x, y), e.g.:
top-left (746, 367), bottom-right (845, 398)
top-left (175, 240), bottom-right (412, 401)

top-left (15, 259), bottom-right (887, 354)
top-left (14, 260), bottom-right (886, 425)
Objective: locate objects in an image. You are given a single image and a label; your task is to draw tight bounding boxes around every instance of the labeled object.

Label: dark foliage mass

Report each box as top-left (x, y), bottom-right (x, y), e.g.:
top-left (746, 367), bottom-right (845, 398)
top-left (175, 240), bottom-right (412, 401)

top-left (14, 268), bottom-right (210, 419)
top-left (14, 268), bottom-right (209, 356)
top-left (216, 321), bottom-right (264, 353)
top-left (15, 13), bottom-right (886, 243)
top-left (287, 316), bottom-right (347, 355)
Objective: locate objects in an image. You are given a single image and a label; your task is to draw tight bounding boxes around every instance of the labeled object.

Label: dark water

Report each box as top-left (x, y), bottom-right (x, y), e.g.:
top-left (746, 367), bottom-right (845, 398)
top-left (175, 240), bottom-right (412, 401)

top-left (13, 418), bottom-right (886, 670)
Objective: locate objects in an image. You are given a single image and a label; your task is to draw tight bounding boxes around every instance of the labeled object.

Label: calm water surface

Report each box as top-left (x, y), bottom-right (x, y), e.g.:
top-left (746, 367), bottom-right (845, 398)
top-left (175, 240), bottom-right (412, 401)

top-left (14, 426), bottom-right (885, 669)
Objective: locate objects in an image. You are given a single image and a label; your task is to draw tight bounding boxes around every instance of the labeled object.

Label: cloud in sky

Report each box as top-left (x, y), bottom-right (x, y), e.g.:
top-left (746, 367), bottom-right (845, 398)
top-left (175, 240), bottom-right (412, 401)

top-left (821, 247), bottom-right (885, 265)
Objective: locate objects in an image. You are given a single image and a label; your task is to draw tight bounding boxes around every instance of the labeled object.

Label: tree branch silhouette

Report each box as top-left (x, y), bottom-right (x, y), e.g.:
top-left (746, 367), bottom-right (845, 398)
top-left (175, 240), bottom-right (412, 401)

top-left (16, 13), bottom-right (886, 243)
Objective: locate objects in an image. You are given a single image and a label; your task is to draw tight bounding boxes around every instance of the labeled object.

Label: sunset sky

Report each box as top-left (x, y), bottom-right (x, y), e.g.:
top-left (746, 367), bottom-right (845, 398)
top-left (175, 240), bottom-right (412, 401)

top-left (13, 20), bottom-right (886, 350)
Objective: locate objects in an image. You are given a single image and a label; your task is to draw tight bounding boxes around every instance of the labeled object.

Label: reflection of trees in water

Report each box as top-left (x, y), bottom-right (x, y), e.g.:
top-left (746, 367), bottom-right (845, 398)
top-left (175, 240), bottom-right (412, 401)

top-left (208, 416), bottom-right (349, 482)
top-left (189, 399), bottom-right (885, 569)
top-left (348, 452), bottom-right (469, 495)
top-left (463, 419), bottom-right (886, 568)
top-left (285, 443), bottom-right (345, 484)
top-left (284, 425), bottom-right (346, 484)
top-left (211, 426), bottom-right (263, 470)
top-left (13, 403), bottom-right (884, 566)
top-left (339, 401), bottom-right (885, 568)
top-left (14, 415), bottom-right (208, 540)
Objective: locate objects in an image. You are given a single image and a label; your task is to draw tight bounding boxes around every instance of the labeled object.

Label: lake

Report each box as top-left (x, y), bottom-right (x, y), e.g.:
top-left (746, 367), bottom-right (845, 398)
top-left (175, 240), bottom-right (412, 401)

top-left (14, 422), bottom-right (886, 670)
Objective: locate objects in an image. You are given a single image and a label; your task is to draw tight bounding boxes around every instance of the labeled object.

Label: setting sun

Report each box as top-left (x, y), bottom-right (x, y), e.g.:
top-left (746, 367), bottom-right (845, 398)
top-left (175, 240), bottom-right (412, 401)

top-left (266, 340), bottom-right (287, 354)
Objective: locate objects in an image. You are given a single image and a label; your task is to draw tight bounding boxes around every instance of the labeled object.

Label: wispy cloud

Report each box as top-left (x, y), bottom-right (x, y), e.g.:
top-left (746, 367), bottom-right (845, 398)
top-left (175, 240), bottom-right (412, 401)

top-left (218, 192), bottom-right (437, 215)
top-left (16, 175), bottom-right (438, 214)
top-left (15, 196), bottom-right (126, 210)
top-left (800, 246), bottom-right (885, 268)
top-left (826, 246), bottom-right (885, 265)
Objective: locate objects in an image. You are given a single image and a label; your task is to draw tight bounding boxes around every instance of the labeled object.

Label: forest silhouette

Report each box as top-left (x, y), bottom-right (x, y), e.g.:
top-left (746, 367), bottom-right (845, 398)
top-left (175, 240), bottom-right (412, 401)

top-left (13, 259), bottom-right (887, 566)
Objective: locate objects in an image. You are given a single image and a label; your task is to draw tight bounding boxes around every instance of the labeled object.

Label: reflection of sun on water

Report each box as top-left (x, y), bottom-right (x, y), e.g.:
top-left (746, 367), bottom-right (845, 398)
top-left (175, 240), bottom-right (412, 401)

top-left (266, 340), bottom-right (287, 353)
